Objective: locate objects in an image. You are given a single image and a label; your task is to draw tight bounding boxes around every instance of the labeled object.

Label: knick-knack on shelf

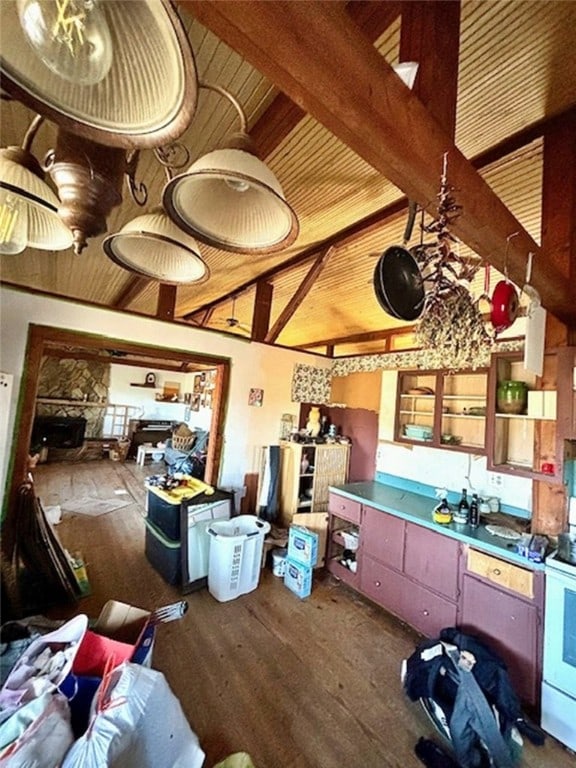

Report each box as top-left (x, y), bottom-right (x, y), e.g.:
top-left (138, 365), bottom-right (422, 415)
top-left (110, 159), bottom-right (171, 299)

top-left (306, 406), bottom-right (321, 437)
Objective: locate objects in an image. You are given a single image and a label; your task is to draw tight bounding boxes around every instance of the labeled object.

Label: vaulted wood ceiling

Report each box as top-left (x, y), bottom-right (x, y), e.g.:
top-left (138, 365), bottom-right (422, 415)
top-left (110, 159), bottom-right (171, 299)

top-left (1, 1), bottom-right (575, 356)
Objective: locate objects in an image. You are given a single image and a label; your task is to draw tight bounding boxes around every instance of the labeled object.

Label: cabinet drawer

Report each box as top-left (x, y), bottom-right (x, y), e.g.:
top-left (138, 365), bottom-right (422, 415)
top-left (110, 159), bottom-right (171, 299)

top-left (360, 555), bottom-right (406, 617)
top-left (362, 505), bottom-right (405, 571)
top-left (401, 581), bottom-right (458, 639)
top-left (328, 493), bottom-right (361, 524)
top-left (404, 523), bottom-right (460, 601)
top-left (466, 549), bottom-right (534, 599)
top-left (360, 555), bottom-right (457, 638)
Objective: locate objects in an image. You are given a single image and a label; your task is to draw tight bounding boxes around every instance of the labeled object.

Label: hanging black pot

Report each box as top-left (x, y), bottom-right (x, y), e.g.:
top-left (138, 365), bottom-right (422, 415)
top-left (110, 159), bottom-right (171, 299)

top-left (373, 202), bottom-right (425, 321)
top-left (373, 246), bottom-right (425, 321)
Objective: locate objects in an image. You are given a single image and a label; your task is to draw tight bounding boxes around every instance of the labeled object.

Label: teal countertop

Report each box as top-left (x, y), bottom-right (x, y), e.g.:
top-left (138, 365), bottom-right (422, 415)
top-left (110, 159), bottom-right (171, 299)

top-left (330, 481), bottom-right (545, 570)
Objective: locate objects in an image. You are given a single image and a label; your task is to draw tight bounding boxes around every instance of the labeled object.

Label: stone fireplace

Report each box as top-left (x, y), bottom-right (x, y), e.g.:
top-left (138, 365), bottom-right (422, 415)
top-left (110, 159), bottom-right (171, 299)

top-left (34, 357), bottom-right (111, 456)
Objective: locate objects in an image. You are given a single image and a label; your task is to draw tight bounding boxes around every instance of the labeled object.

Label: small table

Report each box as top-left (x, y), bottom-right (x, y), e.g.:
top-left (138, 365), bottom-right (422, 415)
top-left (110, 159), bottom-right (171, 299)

top-left (136, 444), bottom-right (165, 467)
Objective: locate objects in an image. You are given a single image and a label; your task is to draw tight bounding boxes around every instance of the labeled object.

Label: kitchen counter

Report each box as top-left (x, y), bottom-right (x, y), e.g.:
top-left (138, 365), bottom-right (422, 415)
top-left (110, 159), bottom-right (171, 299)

top-left (330, 481), bottom-right (544, 570)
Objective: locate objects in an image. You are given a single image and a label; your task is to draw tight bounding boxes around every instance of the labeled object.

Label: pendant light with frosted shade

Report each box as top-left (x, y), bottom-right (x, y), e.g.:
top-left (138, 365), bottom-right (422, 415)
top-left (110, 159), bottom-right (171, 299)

top-left (103, 146), bottom-right (208, 284)
top-left (103, 206), bottom-right (209, 285)
top-left (163, 82), bottom-right (299, 254)
top-left (0, 115), bottom-right (73, 254)
top-left (0, 0), bottom-right (198, 149)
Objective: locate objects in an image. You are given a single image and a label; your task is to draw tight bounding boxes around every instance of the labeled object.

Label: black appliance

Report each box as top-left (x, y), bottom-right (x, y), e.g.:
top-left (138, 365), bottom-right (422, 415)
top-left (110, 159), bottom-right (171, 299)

top-left (32, 415), bottom-right (87, 449)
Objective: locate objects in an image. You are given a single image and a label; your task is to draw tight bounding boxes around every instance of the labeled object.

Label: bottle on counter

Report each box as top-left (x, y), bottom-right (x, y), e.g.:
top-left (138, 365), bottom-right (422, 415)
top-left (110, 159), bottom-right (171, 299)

top-left (454, 488), bottom-right (470, 524)
top-left (433, 498), bottom-right (452, 525)
top-left (469, 493), bottom-right (480, 528)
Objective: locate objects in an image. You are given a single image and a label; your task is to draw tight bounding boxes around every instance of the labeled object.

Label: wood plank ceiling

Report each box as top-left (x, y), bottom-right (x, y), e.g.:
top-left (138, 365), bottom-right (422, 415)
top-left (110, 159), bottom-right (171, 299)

top-left (1, 1), bottom-right (575, 356)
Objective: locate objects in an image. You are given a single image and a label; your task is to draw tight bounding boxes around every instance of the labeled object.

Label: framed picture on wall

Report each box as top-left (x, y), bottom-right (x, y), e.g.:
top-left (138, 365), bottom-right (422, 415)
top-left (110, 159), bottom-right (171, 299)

top-left (191, 394), bottom-right (201, 411)
top-left (248, 388), bottom-right (264, 407)
top-left (193, 374), bottom-right (202, 394)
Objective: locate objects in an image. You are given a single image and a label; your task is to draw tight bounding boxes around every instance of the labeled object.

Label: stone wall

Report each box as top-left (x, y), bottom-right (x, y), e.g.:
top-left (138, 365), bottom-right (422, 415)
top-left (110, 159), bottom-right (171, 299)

top-left (36, 357), bottom-right (110, 438)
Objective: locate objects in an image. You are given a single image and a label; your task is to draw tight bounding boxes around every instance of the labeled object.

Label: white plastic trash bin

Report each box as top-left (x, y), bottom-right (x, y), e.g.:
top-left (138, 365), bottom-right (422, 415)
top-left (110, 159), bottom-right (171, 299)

top-left (207, 515), bottom-right (271, 602)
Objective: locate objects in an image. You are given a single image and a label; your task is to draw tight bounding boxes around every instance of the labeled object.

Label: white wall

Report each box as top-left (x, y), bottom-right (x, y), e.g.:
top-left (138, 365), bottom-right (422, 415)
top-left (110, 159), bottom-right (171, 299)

top-left (0, 286), bottom-right (331, 499)
top-left (376, 441), bottom-right (532, 512)
top-left (108, 365), bottom-right (213, 430)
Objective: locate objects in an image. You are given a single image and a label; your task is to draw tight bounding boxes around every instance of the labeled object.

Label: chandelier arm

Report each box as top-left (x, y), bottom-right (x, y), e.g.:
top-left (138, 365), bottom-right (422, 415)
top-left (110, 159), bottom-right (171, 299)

top-left (199, 81), bottom-right (248, 134)
top-left (22, 115), bottom-right (45, 153)
top-left (125, 150), bottom-right (148, 207)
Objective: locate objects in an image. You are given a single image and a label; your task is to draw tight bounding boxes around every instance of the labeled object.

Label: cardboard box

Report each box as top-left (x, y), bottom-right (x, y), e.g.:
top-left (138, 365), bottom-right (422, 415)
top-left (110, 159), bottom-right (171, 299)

top-left (288, 525), bottom-right (318, 568)
top-left (284, 557), bottom-right (313, 599)
top-left (93, 599), bottom-right (155, 666)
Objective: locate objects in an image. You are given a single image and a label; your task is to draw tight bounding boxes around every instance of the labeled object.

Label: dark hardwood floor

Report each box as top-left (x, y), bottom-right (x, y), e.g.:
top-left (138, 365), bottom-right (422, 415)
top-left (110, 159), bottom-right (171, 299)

top-left (28, 459), bottom-right (575, 768)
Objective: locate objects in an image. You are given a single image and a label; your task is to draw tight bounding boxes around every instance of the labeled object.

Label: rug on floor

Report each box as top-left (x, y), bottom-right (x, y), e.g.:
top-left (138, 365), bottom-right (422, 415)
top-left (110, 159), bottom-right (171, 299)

top-left (60, 497), bottom-right (134, 517)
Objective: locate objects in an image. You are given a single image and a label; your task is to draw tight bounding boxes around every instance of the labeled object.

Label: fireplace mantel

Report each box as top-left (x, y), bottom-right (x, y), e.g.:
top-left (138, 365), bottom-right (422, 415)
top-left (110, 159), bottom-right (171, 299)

top-left (36, 398), bottom-right (107, 408)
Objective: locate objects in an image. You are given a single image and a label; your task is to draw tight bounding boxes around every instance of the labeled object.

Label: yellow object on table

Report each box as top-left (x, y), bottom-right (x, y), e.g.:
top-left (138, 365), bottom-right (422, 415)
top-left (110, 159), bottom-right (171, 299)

top-left (147, 475), bottom-right (214, 504)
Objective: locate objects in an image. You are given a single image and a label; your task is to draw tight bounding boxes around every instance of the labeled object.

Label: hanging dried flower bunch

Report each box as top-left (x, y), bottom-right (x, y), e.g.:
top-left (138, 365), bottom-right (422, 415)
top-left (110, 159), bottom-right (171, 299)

top-left (414, 155), bottom-right (494, 370)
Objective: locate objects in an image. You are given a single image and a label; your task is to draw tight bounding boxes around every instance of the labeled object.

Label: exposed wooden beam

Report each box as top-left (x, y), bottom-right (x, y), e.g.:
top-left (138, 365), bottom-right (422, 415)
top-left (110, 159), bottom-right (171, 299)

top-left (156, 284), bottom-right (177, 320)
top-left (400, 1), bottom-right (460, 138)
top-left (298, 324), bottom-right (416, 350)
top-left (251, 281), bottom-right (273, 342)
top-left (265, 247), bottom-right (335, 343)
top-left (250, 1), bottom-right (401, 158)
top-left (541, 110), bottom-right (576, 283)
top-left (180, 1), bottom-right (573, 323)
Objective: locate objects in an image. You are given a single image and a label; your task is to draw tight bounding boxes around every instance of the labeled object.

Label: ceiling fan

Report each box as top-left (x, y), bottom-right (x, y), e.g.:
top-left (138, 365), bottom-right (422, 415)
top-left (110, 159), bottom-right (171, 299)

top-left (188, 296), bottom-right (251, 336)
top-left (219, 296), bottom-right (252, 335)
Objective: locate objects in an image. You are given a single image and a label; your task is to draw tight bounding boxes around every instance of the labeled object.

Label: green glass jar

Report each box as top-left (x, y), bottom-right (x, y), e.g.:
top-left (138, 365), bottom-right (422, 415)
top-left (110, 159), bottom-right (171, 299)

top-left (497, 380), bottom-right (527, 414)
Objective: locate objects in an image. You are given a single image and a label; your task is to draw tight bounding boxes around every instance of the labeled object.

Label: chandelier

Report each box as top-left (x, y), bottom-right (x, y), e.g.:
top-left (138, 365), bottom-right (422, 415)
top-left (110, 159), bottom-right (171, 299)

top-left (0, 0), bottom-right (300, 281)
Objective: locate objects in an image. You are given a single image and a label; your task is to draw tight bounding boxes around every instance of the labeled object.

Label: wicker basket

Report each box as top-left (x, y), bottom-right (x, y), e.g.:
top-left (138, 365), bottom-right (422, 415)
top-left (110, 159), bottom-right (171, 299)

top-left (172, 433), bottom-right (195, 451)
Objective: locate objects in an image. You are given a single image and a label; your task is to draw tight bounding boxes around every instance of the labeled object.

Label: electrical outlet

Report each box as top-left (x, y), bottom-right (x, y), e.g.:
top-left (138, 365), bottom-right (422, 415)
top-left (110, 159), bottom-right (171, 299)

top-left (487, 473), bottom-right (503, 488)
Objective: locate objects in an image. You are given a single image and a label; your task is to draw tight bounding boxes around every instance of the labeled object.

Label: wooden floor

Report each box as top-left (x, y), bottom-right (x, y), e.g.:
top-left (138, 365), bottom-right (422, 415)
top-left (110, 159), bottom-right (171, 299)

top-left (29, 459), bottom-right (575, 768)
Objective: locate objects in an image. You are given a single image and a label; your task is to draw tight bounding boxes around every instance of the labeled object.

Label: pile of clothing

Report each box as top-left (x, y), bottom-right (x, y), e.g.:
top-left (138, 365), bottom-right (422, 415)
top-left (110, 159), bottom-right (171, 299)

top-left (403, 628), bottom-right (545, 768)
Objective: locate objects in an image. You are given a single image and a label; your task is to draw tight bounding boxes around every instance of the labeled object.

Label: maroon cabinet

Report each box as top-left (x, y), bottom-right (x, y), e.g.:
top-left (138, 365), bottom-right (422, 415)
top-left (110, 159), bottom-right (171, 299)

top-left (404, 523), bottom-right (460, 601)
top-left (459, 549), bottom-right (544, 707)
top-left (358, 510), bottom-right (460, 638)
top-left (361, 505), bottom-right (405, 571)
top-left (327, 489), bottom-right (543, 707)
top-left (360, 555), bottom-right (407, 618)
top-left (326, 492), bottom-right (361, 588)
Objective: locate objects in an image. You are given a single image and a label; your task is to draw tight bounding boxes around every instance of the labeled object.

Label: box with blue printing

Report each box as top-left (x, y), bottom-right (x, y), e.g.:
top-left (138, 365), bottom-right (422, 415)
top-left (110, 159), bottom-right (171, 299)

top-left (287, 525), bottom-right (318, 567)
top-left (284, 557), bottom-right (313, 599)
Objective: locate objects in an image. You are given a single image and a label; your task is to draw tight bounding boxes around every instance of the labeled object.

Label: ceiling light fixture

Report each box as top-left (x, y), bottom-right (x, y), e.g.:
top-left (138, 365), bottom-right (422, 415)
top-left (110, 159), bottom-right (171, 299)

top-left (0, 0), bottom-right (198, 149)
top-left (163, 82), bottom-right (300, 254)
top-left (0, 115), bottom-right (73, 254)
top-left (103, 206), bottom-right (208, 285)
top-left (103, 145), bottom-right (208, 284)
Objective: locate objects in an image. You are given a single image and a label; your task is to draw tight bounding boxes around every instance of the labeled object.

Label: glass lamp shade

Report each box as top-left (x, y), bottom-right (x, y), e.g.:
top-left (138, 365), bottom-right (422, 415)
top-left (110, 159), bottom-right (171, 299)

top-left (17, 0), bottom-right (113, 86)
top-left (0, 0), bottom-right (198, 149)
top-left (163, 148), bottom-right (299, 253)
top-left (103, 208), bottom-right (209, 285)
top-left (0, 147), bottom-right (73, 252)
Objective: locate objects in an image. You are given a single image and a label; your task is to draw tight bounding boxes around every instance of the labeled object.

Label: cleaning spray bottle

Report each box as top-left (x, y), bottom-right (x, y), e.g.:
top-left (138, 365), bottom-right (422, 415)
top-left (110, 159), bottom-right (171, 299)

top-left (433, 487), bottom-right (452, 525)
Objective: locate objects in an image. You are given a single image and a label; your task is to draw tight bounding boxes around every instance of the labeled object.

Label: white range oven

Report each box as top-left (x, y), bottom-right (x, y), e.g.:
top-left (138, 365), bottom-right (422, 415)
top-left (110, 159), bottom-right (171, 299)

top-left (541, 551), bottom-right (576, 750)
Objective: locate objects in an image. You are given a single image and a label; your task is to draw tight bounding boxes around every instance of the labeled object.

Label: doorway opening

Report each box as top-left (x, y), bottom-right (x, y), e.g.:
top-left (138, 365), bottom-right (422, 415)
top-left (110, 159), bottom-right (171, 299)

top-left (7, 323), bottom-right (231, 514)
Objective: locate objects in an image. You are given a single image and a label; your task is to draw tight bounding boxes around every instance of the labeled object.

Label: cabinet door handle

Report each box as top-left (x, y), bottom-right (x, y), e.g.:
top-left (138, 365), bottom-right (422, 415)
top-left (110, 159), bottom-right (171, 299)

top-left (493, 568), bottom-right (501, 576)
top-left (374, 580), bottom-right (381, 588)
top-left (422, 610), bottom-right (430, 616)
